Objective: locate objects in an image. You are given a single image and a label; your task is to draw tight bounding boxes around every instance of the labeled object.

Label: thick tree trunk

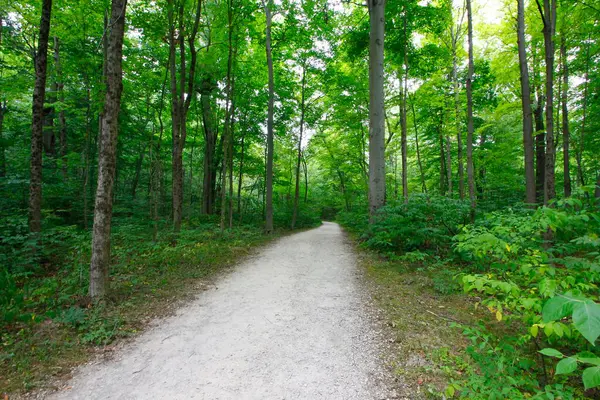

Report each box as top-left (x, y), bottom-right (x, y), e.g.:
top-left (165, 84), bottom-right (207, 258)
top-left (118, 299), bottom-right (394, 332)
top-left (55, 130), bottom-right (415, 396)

top-left (466, 0), bottom-right (476, 218)
top-left (29, 0), bottom-right (52, 235)
top-left (264, 0), bottom-right (275, 233)
top-left (89, 0), bottom-right (127, 300)
top-left (538, 0), bottom-right (557, 204)
top-left (560, 36), bottom-right (571, 197)
top-left (367, 0), bottom-right (386, 221)
top-left (291, 66), bottom-right (306, 229)
top-left (517, 0), bottom-right (536, 205)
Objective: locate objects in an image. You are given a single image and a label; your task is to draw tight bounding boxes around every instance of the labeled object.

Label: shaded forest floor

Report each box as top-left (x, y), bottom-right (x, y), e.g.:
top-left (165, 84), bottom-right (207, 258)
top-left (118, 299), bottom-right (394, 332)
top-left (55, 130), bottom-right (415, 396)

top-left (2, 224), bottom-right (286, 396)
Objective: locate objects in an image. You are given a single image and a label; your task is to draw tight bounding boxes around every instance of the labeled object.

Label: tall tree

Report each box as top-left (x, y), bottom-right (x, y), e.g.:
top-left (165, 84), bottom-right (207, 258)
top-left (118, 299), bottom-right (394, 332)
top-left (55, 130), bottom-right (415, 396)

top-left (264, 0), bottom-right (275, 233)
top-left (517, 0), bottom-right (536, 205)
top-left (29, 0), bottom-right (53, 235)
top-left (167, 0), bottom-right (202, 233)
top-left (368, 0), bottom-right (386, 221)
top-left (536, 0), bottom-right (557, 204)
top-left (466, 0), bottom-right (475, 217)
top-left (291, 64), bottom-right (306, 230)
top-left (89, 0), bottom-right (128, 300)
top-left (560, 34), bottom-right (571, 197)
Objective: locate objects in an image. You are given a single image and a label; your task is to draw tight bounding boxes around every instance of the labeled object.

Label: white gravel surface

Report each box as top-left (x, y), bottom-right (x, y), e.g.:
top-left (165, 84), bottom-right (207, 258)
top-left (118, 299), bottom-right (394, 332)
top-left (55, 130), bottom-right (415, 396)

top-left (49, 222), bottom-right (391, 400)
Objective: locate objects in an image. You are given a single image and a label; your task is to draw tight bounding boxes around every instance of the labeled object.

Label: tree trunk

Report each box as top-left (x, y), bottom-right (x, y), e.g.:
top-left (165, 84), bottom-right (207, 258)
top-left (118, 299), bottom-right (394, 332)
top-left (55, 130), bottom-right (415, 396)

top-left (168, 0), bottom-right (201, 233)
top-left (367, 0), bottom-right (386, 221)
top-left (0, 100), bottom-right (6, 177)
top-left (54, 36), bottom-right (67, 178)
top-left (400, 13), bottom-right (408, 204)
top-left (264, 0), bottom-right (275, 233)
top-left (29, 0), bottom-right (52, 235)
top-left (538, 0), bottom-right (557, 204)
top-left (560, 35), bottom-right (571, 197)
top-left (576, 38), bottom-right (589, 187)
top-left (410, 96), bottom-right (427, 195)
top-left (517, 0), bottom-right (536, 205)
top-left (237, 129), bottom-right (245, 215)
top-left (303, 155), bottom-right (308, 203)
top-left (466, 0), bottom-right (476, 218)
top-left (200, 78), bottom-right (216, 214)
top-left (221, 0), bottom-right (235, 231)
top-left (445, 134), bottom-right (452, 196)
top-left (89, 0), bottom-right (127, 301)
top-left (453, 41), bottom-right (464, 200)
top-left (291, 65), bottom-right (306, 229)
top-left (438, 113), bottom-right (447, 195)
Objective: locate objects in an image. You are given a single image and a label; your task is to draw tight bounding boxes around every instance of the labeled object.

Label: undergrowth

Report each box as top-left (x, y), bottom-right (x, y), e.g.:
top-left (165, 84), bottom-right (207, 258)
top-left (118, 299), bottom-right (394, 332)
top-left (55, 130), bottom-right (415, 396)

top-left (340, 190), bottom-right (600, 399)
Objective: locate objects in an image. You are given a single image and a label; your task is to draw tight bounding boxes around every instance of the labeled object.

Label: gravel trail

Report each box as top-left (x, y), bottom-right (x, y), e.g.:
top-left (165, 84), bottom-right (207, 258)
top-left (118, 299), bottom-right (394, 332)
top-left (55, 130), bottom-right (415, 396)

top-left (50, 222), bottom-right (389, 400)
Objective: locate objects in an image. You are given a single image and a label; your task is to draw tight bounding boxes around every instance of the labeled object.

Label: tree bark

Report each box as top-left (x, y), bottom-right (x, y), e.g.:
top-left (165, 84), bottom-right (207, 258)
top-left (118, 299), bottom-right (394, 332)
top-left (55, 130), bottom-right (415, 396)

top-left (168, 0), bottom-right (201, 233)
top-left (200, 78), bottom-right (216, 214)
top-left (410, 96), bottom-right (427, 195)
top-left (466, 0), bottom-right (476, 218)
top-left (367, 0), bottom-right (386, 221)
top-left (517, 0), bottom-right (536, 205)
top-left (237, 126), bottom-right (246, 215)
top-left (576, 38), bottom-right (590, 187)
top-left (560, 35), bottom-right (571, 197)
top-left (221, 0), bottom-right (235, 231)
top-left (29, 0), bottom-right (52, 235)
top-left (291, 65), bottom-right (306, 229)
top-left (537, 0), bottom-right (557, 204)
top-left (264, 0), bottom-right (275, 233)
top-left (54, 36), bottom-right (67, 178)
top-left (452, 33), bottom-right (464, 200)
top-left (89, 0), bottom-right (127, 300)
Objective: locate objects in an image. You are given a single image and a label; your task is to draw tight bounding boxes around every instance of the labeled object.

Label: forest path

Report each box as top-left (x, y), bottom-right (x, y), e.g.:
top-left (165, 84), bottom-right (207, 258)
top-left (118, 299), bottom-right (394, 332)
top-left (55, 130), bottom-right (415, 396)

top-left (50, 222), bottom-right (391, 400)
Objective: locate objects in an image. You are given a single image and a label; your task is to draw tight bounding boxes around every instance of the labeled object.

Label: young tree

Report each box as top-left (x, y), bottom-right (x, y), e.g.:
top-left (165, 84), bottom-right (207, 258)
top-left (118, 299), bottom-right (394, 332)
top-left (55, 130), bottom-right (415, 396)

top-left (560, 35), bottom-right (571, 197)
top-left (29, 0), bottom-right (52, 235)
top-left (264, 0), bottom-right (275, 233)
top-left (517, 0), bottom-right (536, 205)
top-left (368, 0), bottom-right (386, 221)
top-left (89, 0), bottom-right (128, 300)
top-left (466, 0), bottom-right (475, 217)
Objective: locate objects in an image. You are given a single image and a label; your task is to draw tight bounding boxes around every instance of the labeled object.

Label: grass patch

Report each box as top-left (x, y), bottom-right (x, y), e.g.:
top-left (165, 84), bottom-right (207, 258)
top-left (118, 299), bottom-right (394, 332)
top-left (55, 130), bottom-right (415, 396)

top-left (1, 222), bottom-right (283, 395)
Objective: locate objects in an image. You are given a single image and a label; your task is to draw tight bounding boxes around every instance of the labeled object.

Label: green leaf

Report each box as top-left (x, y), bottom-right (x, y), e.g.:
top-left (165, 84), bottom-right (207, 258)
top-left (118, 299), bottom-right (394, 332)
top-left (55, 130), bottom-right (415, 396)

top-left (582, 366), bottom-right (600, 390)
top-left (572, 301), bottom-right (600, 345)
top-left (555, 357), bottom-right (577, 375)
top-left (542, 295), bottom-right (574, 323)
top-left (539, 348), bottom-right (564, 358)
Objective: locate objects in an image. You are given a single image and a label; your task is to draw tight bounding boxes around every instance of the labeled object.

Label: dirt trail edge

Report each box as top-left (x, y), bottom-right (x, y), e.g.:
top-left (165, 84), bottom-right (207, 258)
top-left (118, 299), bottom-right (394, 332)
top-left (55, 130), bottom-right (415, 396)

top-left (50, 222), bottom-right (393, 400)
